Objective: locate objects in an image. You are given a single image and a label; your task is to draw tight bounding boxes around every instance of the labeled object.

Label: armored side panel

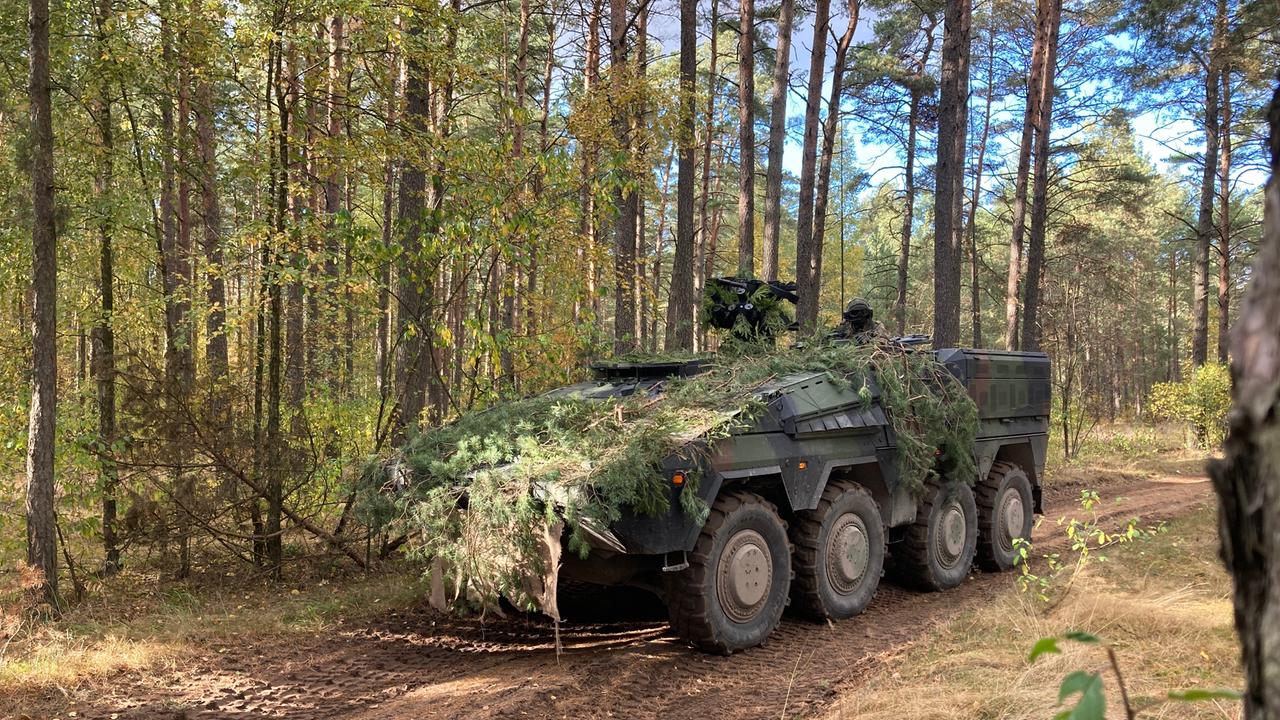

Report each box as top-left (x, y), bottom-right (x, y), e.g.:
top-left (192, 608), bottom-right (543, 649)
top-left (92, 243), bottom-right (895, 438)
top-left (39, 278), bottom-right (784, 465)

top-left (935, 348), bottom-right (1051, 506)
top-left (934, 348), bottom-right (1051, 421)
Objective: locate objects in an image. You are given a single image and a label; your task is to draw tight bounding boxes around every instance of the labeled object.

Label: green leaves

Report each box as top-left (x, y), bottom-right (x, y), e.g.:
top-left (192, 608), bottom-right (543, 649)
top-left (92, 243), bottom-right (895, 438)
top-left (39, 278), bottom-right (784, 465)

top-left (1028, 636), bottom-right (1061, 662)
top-left (1053, 671), bottom-right (1106, 720)
top-left (1031, 632), bottom-right (1242, 719)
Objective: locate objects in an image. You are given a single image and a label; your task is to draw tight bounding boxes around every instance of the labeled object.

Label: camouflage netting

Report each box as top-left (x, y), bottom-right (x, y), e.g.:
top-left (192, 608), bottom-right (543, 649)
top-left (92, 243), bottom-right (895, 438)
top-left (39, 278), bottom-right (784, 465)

top-left (358, 340), bottom-right (978, 618)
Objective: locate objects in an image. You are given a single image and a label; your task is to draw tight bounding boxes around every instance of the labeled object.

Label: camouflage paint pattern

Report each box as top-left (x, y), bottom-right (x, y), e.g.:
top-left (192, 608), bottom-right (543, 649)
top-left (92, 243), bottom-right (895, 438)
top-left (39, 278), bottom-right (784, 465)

top-left (559, 348), bottom-right (1050, 557)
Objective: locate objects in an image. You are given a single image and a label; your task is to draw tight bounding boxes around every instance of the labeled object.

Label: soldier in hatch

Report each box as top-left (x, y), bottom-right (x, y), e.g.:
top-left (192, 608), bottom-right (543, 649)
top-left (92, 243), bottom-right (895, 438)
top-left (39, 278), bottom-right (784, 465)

top-left (833, 297), bottom-right (887, 342)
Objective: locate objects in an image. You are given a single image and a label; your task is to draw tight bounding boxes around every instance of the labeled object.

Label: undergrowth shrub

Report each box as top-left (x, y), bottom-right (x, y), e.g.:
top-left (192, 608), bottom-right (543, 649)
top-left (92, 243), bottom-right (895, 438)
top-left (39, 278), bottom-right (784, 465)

top-left (1149, 363), bottom-right (1230, 450)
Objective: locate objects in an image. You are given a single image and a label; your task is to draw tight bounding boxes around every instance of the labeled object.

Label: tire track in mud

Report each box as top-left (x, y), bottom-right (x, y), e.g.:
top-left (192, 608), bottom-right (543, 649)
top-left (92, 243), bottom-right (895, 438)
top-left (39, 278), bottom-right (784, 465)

top-left (60, 473), bottom-right (1214, 720)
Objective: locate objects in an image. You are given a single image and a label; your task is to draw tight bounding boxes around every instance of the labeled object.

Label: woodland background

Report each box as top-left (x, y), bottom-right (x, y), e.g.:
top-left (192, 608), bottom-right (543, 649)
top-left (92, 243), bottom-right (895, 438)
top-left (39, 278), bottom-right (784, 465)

top-left (1, 0), bottom-right (1277, 597)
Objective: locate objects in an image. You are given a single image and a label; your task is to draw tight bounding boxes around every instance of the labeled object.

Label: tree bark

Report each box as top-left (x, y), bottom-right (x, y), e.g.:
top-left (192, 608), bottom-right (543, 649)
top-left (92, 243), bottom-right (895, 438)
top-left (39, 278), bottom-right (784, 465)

top-left (736, 0), bottom-right (756, 276)
top-left (394, 23), bottom-right (433, 438)
top-left (26, 0), bottom-right (58, 606)
top-left (760, 0), bottom-right (794, 281)
top-left (1207, 80), bottom-right (1280, 720)
top-left (697, 0), bottom-right (721, 348)
top-left (1020, 0), bottom-right (1061, 353)
top-left (894, 14), bottom-right (937, 337)
top-left (932, 0), bottom-right (971, 348)
top-left (794, 0), bottom-right (831, 330)
top-left (1217, 58), bottom-right (1232, 364)
top-left (967, 11), bottom-right (996, 349)
top-left (1003, 0), bottom-right (1046, 351)
top-left (91, 0), bottom-right (119, 574)
top-left (377, 19), bottom-right (402, 398)
top-left (611, 0), bottom-right (638, 352)
top-left (1192, 44), bottom-right (1222, 367)
top-left (810, 0), bottom-right (860, 304)
top-left (666, 0), bottom-right (699, 350)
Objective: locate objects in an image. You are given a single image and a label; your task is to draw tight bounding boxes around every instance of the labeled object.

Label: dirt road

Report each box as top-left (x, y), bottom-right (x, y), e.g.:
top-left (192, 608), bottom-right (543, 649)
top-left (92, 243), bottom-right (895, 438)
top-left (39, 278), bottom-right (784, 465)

top-left (62, 472), bottom-right (1213, 720)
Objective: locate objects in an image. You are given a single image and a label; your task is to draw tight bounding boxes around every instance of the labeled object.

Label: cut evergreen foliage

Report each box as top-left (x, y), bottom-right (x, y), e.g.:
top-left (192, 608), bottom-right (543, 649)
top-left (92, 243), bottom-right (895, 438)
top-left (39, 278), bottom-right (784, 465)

top-left (359, 340), bottom-right (978, 616)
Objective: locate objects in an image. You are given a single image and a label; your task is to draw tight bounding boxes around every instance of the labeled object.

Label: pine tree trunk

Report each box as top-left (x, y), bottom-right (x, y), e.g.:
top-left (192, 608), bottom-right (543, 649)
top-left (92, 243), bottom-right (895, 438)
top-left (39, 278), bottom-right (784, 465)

top-left (696, 0), bottom-right (720, 348)
top-left (611, 0), bottom-right (638, 352)
top-left (377, 21), bottom-right (401, 398)
top-left (760, 0), bottom-right (793, 281)
top-left (1207, 81), bottom-right (1280, 719)
top-left (810, 0), bottom-right (860, 308)
top-left (1192, 51), bottom-right (1222, 367)
top-left (394, 24), bottom-right (433, 438)
top-left (736, 0), bottom-right (756, 276)
top-left (665, 0), bottom-right (699, 350)
top-left (91, 0), bottom-right (119, 574)
top-left (931, 0), bottom-right (971, 348)
top-left (967, 13), bottom-right (995, 349)
top-left (794, 0), bottom-right (830, 329)
top-left (26, 0), bottom-right (59, 606)
top-left (1216, 56), bottom-right (1232, 364)
top-left (1020, 0), bottom-right (1061, 353)
top-left (1003, 0), bottom-right (1046, 351)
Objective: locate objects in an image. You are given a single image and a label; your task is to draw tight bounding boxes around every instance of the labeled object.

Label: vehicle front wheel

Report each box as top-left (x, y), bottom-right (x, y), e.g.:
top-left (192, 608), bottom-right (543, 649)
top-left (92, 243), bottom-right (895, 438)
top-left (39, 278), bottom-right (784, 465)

top-left (897, 480), bottom-right (978, 591)
top-left (666, 490), bottom-right (792, 654)
top-left (790, 481), bottom-right (884, 620)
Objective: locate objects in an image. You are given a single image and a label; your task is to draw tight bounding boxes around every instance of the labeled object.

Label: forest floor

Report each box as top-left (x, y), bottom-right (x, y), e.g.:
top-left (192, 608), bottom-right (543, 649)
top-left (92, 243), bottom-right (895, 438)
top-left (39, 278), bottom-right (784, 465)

top-left (3, 435), bottom-right (1235, 720)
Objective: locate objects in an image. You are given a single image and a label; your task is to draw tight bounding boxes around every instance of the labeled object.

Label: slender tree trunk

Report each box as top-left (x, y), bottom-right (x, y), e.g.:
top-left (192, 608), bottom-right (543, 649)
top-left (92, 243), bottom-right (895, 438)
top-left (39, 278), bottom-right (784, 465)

top-left (284, 44), bottom-right (306, 410)
top-left (932, 0), bottom-right (971, 348)
top-left (895, 15), bottom-right (937, 337)
top-left (611, 0), bottom-right (638, 352)
top-left (635, 4), bottom-right (650, 348)
top-left (1192, 59), bottom-right (1221, 367)
top-left (696, 0), bottom-right (720, 348)
top-left (760, 0), bottom-right (793, 281)
top-left (736, 0), bottom-right (756, 276)
top-left (265, 20), bottom-right (291, 579)
top-left (895, 92), bottom-right (920, 337)
top-left (794, 0), bottom-right (830, 329)
top-left (1020, 0), bottom-right (1061, 353)
top-left (1217, 59), bottom-right (1232, 363)
top-left (394, 22), bottom-right (433, 438)
top-left (91, 0), bottom-right (119, 574)
top-left (377, 19), bottom-right (402, 397)
top-left (1207, 80), bottom-right (1280, 719)
top-left (810, 0), bottom-right (860, 303)
top-left (967, 11), bottom-right (995, 349)
top-left (1004, 0), bottom-right (1046, 351)
top-left (27, 0), bottom-right (58, 606)
top-left (666, 0), bottom-right (699, 350)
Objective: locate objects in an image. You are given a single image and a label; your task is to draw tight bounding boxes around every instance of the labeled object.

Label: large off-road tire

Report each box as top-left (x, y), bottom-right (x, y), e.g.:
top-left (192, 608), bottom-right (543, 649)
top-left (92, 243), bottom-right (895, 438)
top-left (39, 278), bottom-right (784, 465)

top-left (666, 490), bottom-right (792, 654)
top-left (976, 462), bottom-right (1034, 572)
top-left (897, 480), bottom-right (978, 591)
top-left (790, 481), bottom-right (885, 620)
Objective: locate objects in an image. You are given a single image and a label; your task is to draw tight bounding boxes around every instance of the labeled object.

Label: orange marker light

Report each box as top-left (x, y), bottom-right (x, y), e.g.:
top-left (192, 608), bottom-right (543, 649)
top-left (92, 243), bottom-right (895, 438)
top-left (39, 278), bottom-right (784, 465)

top-left (797, 461), bottom-right (808, 470)
top-left (672, 472), bottom-right (685, 486)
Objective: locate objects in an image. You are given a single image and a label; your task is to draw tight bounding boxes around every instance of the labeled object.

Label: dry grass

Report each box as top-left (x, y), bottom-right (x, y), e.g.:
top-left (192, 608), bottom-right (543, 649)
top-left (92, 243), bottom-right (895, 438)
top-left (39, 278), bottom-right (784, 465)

top-left (0, 566), bottom-right (425, 706)
top-left (824, 507), bottom-right (1240, 720)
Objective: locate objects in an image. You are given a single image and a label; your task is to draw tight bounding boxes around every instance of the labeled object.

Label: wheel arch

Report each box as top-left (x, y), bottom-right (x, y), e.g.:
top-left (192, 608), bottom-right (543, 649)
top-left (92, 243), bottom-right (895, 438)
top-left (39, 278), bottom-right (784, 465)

top-left (976, 439), bottom-right (1044, 513)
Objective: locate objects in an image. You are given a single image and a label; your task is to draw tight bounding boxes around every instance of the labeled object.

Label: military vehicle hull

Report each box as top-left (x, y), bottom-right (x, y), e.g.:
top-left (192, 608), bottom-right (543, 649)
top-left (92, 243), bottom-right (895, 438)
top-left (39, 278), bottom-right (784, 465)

top-left (557, 347), bottom-right (1051, 654)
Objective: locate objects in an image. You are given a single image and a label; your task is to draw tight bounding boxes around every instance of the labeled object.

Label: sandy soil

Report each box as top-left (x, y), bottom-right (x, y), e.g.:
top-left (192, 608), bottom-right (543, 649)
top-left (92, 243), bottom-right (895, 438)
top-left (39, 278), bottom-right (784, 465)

top-left (42, 470), bottom-right (1215, 720)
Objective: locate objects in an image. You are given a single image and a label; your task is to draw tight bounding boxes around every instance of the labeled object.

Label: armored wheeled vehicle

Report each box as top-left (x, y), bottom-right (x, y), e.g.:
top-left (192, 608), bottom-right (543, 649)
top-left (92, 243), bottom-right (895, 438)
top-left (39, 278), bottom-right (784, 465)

top-left (549, 281), bottom-right (1051, 654)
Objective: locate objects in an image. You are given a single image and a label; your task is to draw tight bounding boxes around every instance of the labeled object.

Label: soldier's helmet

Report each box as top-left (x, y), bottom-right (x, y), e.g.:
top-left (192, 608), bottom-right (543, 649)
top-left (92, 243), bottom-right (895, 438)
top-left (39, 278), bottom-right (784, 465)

top-left (843, 298), bottom-right (874, 330)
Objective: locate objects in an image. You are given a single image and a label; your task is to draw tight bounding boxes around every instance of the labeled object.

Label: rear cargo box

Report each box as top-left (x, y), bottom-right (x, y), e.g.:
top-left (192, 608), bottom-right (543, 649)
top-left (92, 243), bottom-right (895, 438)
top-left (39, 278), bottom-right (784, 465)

top-left (934, 348), bottom-right (1051, 420)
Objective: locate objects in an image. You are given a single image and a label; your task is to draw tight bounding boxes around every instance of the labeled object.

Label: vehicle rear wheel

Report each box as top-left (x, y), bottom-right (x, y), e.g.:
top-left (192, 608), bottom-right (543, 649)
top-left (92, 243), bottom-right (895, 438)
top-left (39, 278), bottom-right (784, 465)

top-left (976, 462), bottom-right (1034, 571)
top-left (666, 489), bottom-right (792, 654)
top-left (897, 480), bottom-right (977, 591)
top-left (790, 481), bottom-right (884, 620)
